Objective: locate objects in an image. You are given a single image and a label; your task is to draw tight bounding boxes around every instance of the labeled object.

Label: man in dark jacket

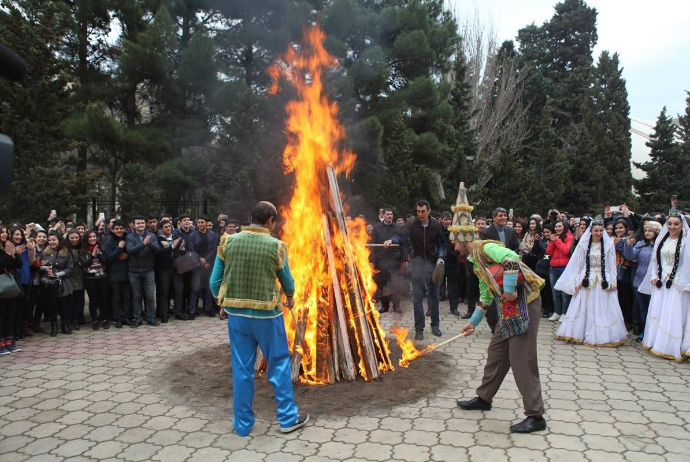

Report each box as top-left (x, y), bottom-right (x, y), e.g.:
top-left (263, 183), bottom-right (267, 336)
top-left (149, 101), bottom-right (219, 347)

top-left (188, 215), bottom-right (218, 318)
top-left (104, 220), bottom-right (130, 328)
top-left (386, 200), bottom-right (446, 341)
top-left (173, 214), bottom-right (194, 316)
top-left (126, 215), bottom-right (161, 327)
top-left (155, 219), bottom-right (183, 323)
top-left (370, 208), bottom-right (408, 313)
top-left (480, 207), bottom-right (519, 332)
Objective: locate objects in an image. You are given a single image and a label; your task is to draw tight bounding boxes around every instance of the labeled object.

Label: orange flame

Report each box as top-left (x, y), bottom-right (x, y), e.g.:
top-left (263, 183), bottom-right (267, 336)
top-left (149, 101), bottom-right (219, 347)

top-left (390, 327), bottom-right (434, 368)
top-left (270, 26), bottom-right (392, 384)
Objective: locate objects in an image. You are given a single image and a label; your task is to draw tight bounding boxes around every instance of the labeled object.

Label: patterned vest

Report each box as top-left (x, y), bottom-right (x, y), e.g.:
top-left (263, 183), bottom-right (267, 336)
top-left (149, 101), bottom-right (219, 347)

top-left (217, 227), bottom-right (287, 311)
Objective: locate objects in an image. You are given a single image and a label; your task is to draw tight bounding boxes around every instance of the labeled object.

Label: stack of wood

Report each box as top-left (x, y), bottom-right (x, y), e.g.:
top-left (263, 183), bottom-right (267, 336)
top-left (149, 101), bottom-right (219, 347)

top-left (254, 166), bottom-right (393, 383)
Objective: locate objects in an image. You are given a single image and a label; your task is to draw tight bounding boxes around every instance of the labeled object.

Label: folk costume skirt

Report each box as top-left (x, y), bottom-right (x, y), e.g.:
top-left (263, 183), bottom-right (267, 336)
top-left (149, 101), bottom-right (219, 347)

top-left (643, 285), bottom-right (690, 361)
top-left (555, 284), bottom-right (628, 347)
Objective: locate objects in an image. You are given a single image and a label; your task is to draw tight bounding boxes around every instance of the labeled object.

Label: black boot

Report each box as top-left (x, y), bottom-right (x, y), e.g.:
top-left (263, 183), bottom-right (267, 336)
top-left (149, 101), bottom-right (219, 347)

top-left (61, 320), bottom-right (73, 335)
top-left (50, 321), bottom-right (58, 337)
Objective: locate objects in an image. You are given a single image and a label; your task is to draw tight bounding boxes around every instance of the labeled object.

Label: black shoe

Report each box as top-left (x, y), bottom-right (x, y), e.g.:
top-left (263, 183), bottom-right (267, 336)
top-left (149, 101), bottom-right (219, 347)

top-left (425, 310), bottom-right (431, 317)
top-left (161, 317), bottom-right (168, 323)
top-left (61, 321), bottom-right (72, 335)
top-left (457, 397), bottom-right (492, 411)
top-left (414, 329), bottom-right (423, 341)
top-left (510, 416), bottom-right (547, 434)
top-left (147, 320), bottom-right (159, 327)
top-left (461, 312), bottom-right (472, 319)
top-left (632, 323), bottom-right (641, 336)
top-left (542, 312), bottom-right (553, 319)
top-left (102, 320), bottom-right (110, 330)
top-left (205, 310), bottom-right (215, 318)
top-left (50, 322), bottom-right (58, 337)
top-left (175, 314), bottom-right (188, 321)
top-left (115, 321), bottom-right (123, 329)
top-left (379, 307), bottom-right (389, 313)
top-left (92, 321), bottom-right (100, 331)
top-left (281, 412), bottom-right (310, 434)
top-left (450, 309), bottom-right (461, 318)
top-left (131, 320), bottom-right (142, 328)
top-left (188, 313), bottom-right (195, 321)
top-left (431, 326), bottom-right (442, 337)
top-left (121, 319), bottom-right (131, 327)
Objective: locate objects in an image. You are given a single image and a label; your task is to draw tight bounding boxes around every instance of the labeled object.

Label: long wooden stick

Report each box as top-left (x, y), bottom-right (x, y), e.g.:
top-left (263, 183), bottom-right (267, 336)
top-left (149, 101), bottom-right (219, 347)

top-left (429, 331), bottom-right (469, 351)
top-left (365, 243), bottom-right (399, 247)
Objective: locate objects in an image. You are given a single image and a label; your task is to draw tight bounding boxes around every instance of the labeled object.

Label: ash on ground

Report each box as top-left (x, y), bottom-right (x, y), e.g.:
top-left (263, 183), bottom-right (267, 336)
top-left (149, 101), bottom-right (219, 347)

top-left (152, 342), bottom-right (454, 419)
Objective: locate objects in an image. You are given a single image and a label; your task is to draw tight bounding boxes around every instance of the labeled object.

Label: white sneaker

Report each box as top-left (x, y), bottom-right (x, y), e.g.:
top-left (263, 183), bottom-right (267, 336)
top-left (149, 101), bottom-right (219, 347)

top-left (559, 315), bottom-right (565, 323)
top-left (548, 313), bottom-right (560, 322)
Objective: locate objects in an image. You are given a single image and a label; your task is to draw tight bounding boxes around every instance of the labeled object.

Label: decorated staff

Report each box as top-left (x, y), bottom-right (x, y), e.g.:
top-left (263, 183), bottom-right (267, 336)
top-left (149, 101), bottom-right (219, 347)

top-left (451, 183), bottom-right (548, 434)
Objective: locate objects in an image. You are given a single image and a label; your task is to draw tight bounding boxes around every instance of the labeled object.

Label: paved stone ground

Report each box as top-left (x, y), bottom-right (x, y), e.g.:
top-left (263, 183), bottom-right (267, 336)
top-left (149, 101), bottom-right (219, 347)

top-left (1, 299), bottom-right (690, 462)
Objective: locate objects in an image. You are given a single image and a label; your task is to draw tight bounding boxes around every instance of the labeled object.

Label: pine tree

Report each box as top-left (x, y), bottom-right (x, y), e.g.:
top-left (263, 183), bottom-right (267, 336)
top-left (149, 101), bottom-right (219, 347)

top-left (634, 107), bottom-right (682, 213)
top-left (674, 90), bottom-right (690, 208)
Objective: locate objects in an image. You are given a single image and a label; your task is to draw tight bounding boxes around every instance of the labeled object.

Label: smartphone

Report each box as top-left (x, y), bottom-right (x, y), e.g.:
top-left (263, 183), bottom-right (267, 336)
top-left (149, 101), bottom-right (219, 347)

top-left (609, 206), bottom-right (620, 213)
top-left (509, 208), bottom-right (514, 216)
top-left (98, 212), bottom-right (105, 220)
top-left (51, 209), bottom-right (57, 216)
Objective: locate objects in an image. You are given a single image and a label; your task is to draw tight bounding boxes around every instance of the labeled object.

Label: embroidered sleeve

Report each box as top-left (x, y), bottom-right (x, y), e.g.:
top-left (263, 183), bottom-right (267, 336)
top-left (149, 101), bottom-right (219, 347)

top-left (502, 259), bottom-right (520, 293)
top-left (217, 234), bottom-right (229, 262)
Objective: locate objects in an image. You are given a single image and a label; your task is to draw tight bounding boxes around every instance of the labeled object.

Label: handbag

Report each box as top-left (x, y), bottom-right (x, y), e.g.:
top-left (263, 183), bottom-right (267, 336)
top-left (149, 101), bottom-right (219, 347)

top-left (0, 272), bottom-right (21, 299)
top-left (39, 276), bottom-right (61, 295)
top-left (173, 252), bottom-right (201, 275)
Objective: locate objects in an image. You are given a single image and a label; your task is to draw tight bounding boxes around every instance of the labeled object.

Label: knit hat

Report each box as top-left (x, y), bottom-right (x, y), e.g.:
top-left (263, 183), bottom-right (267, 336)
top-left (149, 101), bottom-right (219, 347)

top-left (449, 182), bottom-right (477, 242)
top-left (644, 220), bottom-right (662, 234)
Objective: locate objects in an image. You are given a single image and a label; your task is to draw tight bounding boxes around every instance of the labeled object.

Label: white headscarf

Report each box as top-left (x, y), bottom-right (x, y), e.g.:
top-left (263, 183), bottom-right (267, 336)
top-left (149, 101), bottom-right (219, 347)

top-left (554, 221), bottom-right (616, 295)
top-left (638, 214), bottom-right (690, 294)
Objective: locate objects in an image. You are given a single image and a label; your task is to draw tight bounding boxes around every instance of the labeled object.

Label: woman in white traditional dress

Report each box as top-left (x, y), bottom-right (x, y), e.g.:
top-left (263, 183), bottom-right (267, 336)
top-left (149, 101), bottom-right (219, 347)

top-left (638, 209), bottom-right (690, 361)
top-left (554, 217), bottom-right (628, 347)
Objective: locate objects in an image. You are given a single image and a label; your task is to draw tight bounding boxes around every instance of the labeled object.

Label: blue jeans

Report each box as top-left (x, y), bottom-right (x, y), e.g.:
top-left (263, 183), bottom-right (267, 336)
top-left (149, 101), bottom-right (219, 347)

top-left (411, 258), bottom-right (440, 331)
top-left (190, 266), bottom-right (212, 314)
top-left (129, 271), bottom-right (156, 322)
top-left (227, 314), bottom-right (298, 436)
top-left (549, 267), bottom-right (571, 316)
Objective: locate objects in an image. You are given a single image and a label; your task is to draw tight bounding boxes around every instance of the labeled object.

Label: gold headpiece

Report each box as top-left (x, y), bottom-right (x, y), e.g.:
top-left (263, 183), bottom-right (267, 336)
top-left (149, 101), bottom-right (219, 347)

top-left (449, 182), bottom-right (477, 242)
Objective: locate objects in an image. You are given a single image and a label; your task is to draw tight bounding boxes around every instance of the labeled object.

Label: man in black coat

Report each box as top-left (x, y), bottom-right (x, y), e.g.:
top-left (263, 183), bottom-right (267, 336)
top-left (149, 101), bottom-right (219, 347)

top-left (480, 207), bottom-right (519, 332)
top-left (370, 208), bottom-right (408, 313)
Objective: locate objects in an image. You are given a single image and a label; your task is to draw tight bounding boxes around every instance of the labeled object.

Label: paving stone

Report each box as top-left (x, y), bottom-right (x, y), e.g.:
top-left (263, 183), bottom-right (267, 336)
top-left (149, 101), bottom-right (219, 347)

top-left (53, 424), bottom-right (95, 440)
top-left (116, 442), bottom-right (161, 462)
top-left (18, 437), bottom-right (65, 456)
top-left (151, 444), bottom-right (195, 462)
top-left (83, 441), bottom-right (127, 459)
top-left (317, 441), bottom-right (356, 460)
top-left (114, 427), bottom-right (156, 444)
top-left (353, 442), bottom-right (393, 461)
top-left (505, 447), bottom-right (548, 462)
top-left (331, 427), bottom-right (368, 444)
top-left (51, 439), bottom-right (96, 458)
top-left (84, 425), bottom-right (124, 443)
top-left (180, 431), bottom-right (218, 449)
top-left (392, 443), bottom-right (430, 462)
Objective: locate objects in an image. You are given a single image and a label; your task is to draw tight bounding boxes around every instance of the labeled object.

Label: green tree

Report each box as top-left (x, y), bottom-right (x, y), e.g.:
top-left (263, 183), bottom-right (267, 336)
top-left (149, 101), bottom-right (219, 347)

top-left (0, 0), bottom-right (89, 222)
top-left (634, 107), bottom-right (682, 213)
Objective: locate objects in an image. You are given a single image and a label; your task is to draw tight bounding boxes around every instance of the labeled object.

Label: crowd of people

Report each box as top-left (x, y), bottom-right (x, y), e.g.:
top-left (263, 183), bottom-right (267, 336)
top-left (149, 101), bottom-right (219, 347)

top-left (367, 200), bottom-right (690, 361)
top-left (0, 212), bottom-right (242, 354)
top-left (1, 200), bottom-right (689, 363)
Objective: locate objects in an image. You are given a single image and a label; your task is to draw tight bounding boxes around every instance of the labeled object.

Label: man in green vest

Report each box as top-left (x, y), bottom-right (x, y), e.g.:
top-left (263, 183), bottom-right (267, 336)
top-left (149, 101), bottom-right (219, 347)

top-left (210, 201), bottom-right (308, 437)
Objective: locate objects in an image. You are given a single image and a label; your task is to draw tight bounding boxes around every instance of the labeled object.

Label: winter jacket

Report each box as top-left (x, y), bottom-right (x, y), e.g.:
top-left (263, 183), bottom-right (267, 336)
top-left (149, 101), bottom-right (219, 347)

top-left (0, 246), bottom-right (22, 276)
top-left (394, 218), bottom-right (446, 262)
top-left (442, 227), bottom-right (460, 268)
top-left (370, 221), bottom-right (408, 269)
top-left (104, 234), bottom-right (129, 282)
top-left (40, 246), bottom-right (74, 298)
top-left (623, 240), bottom-right (654, 289)
top-left (187, 229), bottom-right (218, 264)
top-left (68, 247), bottom-right (84, 291)
top-left (546, 231), bottom-right (573, 268)
top-left (79, 246), bottom-right (108, 279)
top-left (156, 232), bottom-right (184, 272)
top-left (126, 230), bottom-right (161, 273)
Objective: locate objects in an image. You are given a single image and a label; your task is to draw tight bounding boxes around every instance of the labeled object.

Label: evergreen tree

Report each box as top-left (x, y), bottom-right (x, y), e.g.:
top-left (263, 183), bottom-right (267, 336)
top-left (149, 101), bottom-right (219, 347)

top-left (634, 107), bottom-right (682, 213)
top-left (673, 90), bottom-right (690, 207)
top-left (0, 0), bottom-right (89, 222)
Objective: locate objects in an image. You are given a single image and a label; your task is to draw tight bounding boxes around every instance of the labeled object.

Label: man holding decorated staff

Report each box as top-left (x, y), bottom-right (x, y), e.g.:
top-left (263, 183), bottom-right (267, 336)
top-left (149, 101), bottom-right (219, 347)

top-left (451, 183), bottom-right (547, 434)
top-left (210, 201), bottom-right (308, 437)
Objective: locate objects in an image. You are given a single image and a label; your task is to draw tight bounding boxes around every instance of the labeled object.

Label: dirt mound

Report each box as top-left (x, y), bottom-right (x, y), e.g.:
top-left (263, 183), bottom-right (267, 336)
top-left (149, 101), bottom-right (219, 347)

top-left (154, 342), bottom-right (453, 419)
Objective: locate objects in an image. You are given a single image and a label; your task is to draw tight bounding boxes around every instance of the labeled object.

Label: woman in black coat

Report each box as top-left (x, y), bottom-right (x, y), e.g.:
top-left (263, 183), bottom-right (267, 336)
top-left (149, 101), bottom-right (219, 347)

top-left (1, 225), bottom-right (24, 354)
top-left (39, 232), bottom-right (74, 336)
